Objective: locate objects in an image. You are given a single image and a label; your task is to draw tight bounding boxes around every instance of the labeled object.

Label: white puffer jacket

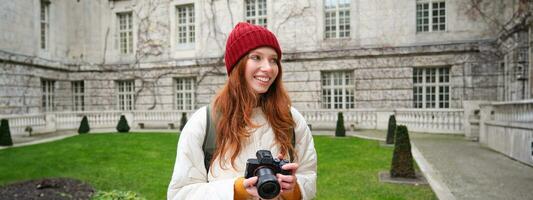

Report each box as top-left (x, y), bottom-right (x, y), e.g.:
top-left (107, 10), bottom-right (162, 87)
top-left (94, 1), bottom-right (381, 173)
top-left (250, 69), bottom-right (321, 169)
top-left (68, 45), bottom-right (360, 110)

top-left (167, 106), bottom-right (317, 200)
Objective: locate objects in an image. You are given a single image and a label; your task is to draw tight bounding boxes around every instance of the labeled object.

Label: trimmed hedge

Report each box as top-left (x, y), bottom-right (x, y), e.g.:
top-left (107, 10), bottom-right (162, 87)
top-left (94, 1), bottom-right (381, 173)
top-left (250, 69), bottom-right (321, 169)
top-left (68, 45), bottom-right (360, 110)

top-left (179, 112), bottom-right (187, 131)
top-left (0, 119), bottom-right (13, 146)
top-left (78, 116), bottom-right (90, 134)
top-left (385, 115), bottom-right (396, 144)
top-left (390, 125), bottom-right (415, 178)
top-left (116, 115), bottom-right (130, 133)
top-left (335, 112), bottom-right (346, 137)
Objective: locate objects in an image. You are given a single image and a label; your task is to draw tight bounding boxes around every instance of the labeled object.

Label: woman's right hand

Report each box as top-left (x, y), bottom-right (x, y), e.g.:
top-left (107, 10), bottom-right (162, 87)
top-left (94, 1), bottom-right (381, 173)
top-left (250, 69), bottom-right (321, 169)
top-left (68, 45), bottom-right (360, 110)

top-left (243, 176), bottom-right (259, 198)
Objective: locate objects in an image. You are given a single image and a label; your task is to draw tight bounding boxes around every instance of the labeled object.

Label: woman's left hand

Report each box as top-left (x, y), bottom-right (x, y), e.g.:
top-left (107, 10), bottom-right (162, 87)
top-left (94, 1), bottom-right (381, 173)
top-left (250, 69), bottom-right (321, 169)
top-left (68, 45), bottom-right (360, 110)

top-left (276, 154), bottom-right (299, 193)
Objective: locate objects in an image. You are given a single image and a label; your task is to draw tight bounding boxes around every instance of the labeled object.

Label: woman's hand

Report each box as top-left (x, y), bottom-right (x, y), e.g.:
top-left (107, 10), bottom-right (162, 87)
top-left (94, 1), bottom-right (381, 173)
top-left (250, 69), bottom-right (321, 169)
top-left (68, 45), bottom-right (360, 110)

top-left (242, 154), bottom-right (299, 199)
top-left (277, 154), bottom-right (299, 194)
top-left (243, 176), bottom-right (260, 198)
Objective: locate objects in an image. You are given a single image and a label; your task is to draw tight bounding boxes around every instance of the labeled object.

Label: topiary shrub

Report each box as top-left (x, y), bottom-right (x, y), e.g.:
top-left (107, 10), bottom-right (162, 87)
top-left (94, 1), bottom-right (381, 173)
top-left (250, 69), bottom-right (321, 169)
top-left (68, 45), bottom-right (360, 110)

top-left (78, 116), bottom-right (90, 134)
top-left (385, 115), bottom-right (396, 144)
top-left (116, 115), bottom-right (130, 133)
top-left (335, 112), bottom-right (345, 137)
top-left (0, 119), bottom-right (13, 146)
top-left (390, 125), bottom-right (415, 178)
top-left (179, 112), bottom-right (187, 131)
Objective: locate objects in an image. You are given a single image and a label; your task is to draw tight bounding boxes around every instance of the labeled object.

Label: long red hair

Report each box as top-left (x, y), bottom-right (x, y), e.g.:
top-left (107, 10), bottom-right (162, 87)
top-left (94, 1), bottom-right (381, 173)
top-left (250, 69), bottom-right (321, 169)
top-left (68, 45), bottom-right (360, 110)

top-left (211, 56), bottom-right (295, 169)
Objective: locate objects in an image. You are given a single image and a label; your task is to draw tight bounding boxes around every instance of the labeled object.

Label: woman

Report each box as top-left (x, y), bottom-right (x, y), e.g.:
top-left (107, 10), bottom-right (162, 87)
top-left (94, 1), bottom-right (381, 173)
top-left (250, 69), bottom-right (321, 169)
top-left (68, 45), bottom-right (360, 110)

top-left (167, 22), bottom-right (317, 200)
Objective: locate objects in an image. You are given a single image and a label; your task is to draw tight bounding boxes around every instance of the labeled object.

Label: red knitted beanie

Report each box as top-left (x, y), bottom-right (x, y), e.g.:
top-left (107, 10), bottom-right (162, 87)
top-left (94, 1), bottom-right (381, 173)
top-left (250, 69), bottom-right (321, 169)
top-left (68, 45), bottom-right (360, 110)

top-left (224, 22), bottom-right (282, 74)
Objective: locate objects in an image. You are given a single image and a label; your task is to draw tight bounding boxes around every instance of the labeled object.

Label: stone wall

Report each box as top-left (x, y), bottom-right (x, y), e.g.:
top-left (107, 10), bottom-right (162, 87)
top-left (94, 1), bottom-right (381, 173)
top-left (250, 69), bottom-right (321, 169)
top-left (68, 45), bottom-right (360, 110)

top-left (479, 101), bottom-right (533, 167)
top-left (0, 61), bottom-right (70, 115)
top-left (0, 0), bottom-right (512, 63)
top-left (1, 41), bottom-right (503, 114)
top-left (0, 0), bottom-right (521, 115)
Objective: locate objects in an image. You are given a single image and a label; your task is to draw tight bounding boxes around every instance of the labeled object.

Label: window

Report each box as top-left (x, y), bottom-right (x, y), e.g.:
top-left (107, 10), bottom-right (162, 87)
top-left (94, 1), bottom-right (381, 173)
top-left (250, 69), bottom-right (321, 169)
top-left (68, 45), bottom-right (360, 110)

top-left (416, 0), bottom-right (445, 32)
top-left (72, 81), bottom-right (85, 111)
top-left (321, 71), bottom-right (355, 109)
top-left (176, 4), bottom-right (195, 44)
top-left (116, 80), bottom-right (135, 111)
top-left (41, 79), bottom-right (55, 112)
top-left (324, 0), bottom-right (350, 39)
top-left (245, 0), bottom-right (267, 27)
top-left (175, 77), bottom-right (195, 110)
top-left (40, 0), bottom-right (50, 49)
top-left (413, 67), bottom-right (450, 108)
top-left (117, 12), bottom-right (133, 54)
top-left (515, 47), bottom-right (529, 81)
top-left (518, 47), bottom-right (529, 63)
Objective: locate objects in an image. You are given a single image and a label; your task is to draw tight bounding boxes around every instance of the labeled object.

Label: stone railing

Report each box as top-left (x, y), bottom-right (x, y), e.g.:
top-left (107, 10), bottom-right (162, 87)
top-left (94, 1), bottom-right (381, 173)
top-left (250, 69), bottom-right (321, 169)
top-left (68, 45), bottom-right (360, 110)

top-left (492, 100), bottom-right (533, 122)
top-left (0, 114), bottom-right (47, 136)
top-left (300, 108), bottom-right (464, 134)
top-left (301, 109), bottom-right (379, 130)
top-left (2, 108), bottom-right (467, 136)
top-left (132, 110), bottom-right (192, 129)
top-left (132, 110), bottom-right (195, 123)
top-left (55, 111), bottom-right (123, 130)
top-left (395, 108), bottom-right (464, 134)
top-left (479, 100), bottom-right (533, 166)
top-left (0, 110), bottom-right (194, 137)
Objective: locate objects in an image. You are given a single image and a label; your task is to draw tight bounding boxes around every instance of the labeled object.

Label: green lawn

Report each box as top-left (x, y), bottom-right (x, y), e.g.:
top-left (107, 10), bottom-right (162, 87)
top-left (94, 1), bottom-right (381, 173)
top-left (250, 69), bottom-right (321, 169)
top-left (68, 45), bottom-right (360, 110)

top-left (315, 136), bottom-right (436, 199)
top-left (0, 132), bottom-right (436, 200)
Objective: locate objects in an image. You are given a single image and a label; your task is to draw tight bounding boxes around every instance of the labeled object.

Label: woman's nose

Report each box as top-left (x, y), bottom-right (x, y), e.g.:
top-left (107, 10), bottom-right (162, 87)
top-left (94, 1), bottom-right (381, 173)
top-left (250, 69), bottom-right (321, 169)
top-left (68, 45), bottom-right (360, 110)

top-left (260, 59), bottom-right (274, 72)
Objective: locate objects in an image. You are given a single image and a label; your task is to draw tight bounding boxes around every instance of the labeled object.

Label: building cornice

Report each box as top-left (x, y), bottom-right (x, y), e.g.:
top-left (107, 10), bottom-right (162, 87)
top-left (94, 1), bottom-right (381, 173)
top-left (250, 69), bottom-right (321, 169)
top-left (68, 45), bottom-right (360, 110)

top-left (0, 40), bottom-right (494, 72)
top-left (282, 40), bottom-right (492, 62)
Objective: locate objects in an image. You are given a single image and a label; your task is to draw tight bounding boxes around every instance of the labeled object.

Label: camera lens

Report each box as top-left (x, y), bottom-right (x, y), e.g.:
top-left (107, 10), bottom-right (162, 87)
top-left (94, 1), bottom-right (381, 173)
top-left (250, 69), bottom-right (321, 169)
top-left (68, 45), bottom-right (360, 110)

top-left (260, 182), bottom-right (278, 195)
top-left (256, 167), bottom-right (280, 199)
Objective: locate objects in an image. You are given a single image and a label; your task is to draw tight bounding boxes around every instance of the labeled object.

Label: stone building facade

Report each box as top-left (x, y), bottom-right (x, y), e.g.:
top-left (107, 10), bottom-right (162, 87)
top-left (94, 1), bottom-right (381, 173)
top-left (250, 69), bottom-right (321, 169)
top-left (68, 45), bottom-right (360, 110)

top-left (0, 0), bottom-right (531, 118)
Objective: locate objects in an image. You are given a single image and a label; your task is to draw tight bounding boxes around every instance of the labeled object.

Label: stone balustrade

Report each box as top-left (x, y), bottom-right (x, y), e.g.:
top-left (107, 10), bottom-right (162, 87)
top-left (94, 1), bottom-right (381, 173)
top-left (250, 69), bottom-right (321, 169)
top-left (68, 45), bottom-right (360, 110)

top-left (0, 114), bottom-right (47, 136)
top-left (395, 108), bottom-right (464, 134)
top-left (0, 110), bottom-right (193, 136)
top-left (55, 111), bottom-right (123, 130)
top-left (479, 100), bottom-right (533, 166)
top-left (132, 110), bottom-right (192, 123)
top-left (492, 100), bottom-right (533, 122)
top-left (1, 108), bottom-right (468, 136)
top-left (132, 110), bottom-right (192, 129)
top-left (301, 109), bottom-right (379, 130)
top-left (300, 108), bottom-right (464, 133)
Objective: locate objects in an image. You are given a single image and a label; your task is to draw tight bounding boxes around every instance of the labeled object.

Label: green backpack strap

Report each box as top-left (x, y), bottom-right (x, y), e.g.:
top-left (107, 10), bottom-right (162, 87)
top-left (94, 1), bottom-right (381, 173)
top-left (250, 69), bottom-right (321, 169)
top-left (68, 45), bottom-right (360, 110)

top-left (289, 111), bottom-right (296, 163)
top-left (202, 105), bottom-right (217, 174)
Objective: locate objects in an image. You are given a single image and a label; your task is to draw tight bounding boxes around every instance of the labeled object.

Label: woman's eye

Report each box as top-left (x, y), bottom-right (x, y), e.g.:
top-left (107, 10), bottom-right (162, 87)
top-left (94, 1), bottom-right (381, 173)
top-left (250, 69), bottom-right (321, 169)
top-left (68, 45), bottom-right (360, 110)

top-left (269, 59), bottom-right (278, 64)
top-left (250, 55), bottom-right (260, 60)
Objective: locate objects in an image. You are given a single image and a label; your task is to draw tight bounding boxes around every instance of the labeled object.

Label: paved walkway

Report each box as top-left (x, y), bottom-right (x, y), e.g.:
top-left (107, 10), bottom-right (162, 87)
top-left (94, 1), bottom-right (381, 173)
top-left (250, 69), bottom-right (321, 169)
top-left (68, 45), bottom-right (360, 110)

top-left (345, 130), bottom-right (533, 200)
top-left (2, 129), bottom-right (533, 200)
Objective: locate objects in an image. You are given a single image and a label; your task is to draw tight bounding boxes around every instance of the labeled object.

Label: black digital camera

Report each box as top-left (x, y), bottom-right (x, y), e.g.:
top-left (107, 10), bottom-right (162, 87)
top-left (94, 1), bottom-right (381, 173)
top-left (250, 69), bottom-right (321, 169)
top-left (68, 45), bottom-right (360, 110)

top-left (244, 150), bottom-right (291, 199)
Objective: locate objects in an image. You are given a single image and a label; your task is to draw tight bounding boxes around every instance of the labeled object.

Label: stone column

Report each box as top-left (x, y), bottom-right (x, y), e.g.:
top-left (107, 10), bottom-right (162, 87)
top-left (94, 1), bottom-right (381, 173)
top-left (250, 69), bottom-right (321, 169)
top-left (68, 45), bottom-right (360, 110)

top-left (376, 109), bottom-right (394, 130)
top-left (45, 113), bottom-right (57, 133)
top-left (123, 112), bottom-right (134, 128)
top-left (529, 22), bottom-right (533, 99)
top-left (478, 103), bottom-right (494, 146)
top-left (463, 100), bottom-right (489, 141)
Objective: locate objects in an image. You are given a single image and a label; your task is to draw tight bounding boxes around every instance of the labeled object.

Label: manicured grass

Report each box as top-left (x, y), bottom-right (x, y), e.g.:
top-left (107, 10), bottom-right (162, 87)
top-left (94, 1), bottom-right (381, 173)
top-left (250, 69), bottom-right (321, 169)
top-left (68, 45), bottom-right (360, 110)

top-left (0, 133), bottom-right (178, 200)
top-left (0, 133), bottom-right (436, 200)
top-left (314, 136), bottom-right (436, 199)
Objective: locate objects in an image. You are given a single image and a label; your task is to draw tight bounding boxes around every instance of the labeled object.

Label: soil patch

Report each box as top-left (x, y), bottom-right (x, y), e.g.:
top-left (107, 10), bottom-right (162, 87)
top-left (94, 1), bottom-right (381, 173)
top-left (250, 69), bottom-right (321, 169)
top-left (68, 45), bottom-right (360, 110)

top-left (0, 177), bottom-right (94, 200)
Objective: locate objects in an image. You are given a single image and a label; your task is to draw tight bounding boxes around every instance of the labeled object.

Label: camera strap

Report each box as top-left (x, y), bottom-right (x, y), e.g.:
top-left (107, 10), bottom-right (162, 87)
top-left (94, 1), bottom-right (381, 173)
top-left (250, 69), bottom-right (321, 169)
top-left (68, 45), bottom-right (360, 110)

top-left (202, 105), bottom-right (296, 176)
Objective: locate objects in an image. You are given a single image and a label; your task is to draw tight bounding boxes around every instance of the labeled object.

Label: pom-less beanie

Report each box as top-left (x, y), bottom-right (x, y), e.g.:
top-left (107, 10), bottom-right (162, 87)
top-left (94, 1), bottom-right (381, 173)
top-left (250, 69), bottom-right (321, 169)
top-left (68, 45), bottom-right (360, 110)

top-left (224, 22), bottom-right (282, 74)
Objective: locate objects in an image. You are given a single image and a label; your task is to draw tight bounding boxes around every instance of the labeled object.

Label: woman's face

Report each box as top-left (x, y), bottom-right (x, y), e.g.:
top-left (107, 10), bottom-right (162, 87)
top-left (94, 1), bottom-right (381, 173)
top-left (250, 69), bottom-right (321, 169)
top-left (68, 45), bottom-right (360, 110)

top-left (244, 47), bottom-right (279, 94)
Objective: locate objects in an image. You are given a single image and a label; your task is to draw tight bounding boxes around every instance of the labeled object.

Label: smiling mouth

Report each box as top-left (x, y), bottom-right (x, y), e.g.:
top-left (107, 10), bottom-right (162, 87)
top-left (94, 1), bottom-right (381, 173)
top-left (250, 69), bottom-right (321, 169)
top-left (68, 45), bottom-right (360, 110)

top-left (254, 76), bottom-right (270, 83)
